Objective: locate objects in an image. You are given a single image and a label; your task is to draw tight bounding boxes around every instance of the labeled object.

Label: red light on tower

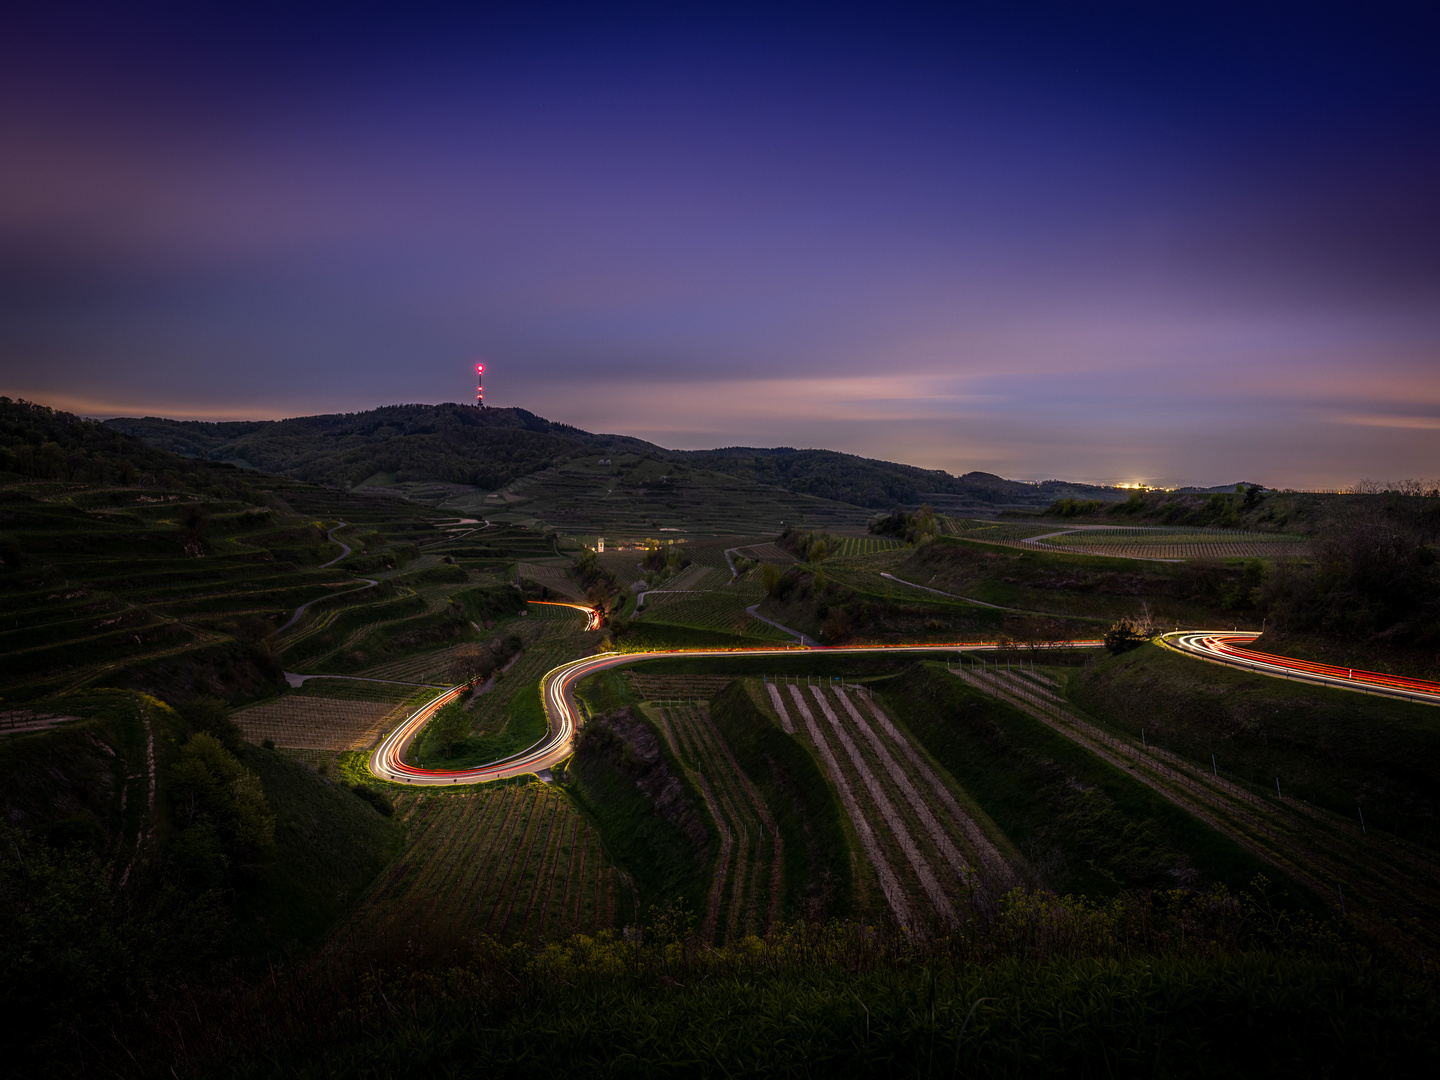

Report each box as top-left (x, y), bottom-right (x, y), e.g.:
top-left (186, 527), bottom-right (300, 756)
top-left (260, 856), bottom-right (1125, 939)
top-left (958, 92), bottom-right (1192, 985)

top-left (476, 363), bottom-right (484, 408)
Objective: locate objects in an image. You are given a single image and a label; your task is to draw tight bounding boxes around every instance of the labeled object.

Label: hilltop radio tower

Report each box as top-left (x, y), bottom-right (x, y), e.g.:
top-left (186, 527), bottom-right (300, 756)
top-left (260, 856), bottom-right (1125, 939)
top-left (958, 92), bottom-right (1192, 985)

top-left (475, 362), bottom-right (485, 408)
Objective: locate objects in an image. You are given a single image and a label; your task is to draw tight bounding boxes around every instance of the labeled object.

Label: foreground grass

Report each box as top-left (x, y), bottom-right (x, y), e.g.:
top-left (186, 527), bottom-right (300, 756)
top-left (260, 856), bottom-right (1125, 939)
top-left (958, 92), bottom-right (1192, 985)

top-left (203, 958), bottom-right (1432, 1079)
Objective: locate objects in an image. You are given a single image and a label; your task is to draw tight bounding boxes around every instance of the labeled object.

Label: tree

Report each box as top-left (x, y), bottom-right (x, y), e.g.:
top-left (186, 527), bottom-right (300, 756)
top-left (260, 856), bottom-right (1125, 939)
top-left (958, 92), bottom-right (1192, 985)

top-left (168, 733), bottom-right (275, 881)
top-left (1103, 618), bottom-right (1149, 655)
top-left (179, 695), bottom-right (243, 753)
top-left (423, 701), bottom-right (473, 757)
top-left (761, 562), bottom-right (784, 596)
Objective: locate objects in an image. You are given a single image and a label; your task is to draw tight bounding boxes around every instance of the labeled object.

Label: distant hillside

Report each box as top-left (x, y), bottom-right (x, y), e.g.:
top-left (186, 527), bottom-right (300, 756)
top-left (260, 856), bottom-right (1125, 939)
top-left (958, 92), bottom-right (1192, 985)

top-left (677, 446), bottom-right (1122, 511)
top-left (0, 397), bottom-right (257, 499)
top-left (107, 404), bottom-right (660, 493)
top-left (106, 402), bottom-right (1125, 513)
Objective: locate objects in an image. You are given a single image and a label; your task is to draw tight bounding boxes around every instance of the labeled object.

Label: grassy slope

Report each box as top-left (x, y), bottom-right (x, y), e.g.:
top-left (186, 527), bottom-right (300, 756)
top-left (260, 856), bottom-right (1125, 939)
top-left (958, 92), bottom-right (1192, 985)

top-left (416, 677), bottom-right (549, 768)
top-left (707, 680), bottom-right (852, 920)
top-left (755, 565), bottom-right (1018, 644)
top-left (563, 713), bottom-right (716, 917)
top-left (618, 621), bottom-right (785, 651)
top-left (1068, 642), bottom-right (1440, 850)
top-left (235, 746), bottom-right (403, 951)
top-left (878, 663), bottom-right (1306, 904)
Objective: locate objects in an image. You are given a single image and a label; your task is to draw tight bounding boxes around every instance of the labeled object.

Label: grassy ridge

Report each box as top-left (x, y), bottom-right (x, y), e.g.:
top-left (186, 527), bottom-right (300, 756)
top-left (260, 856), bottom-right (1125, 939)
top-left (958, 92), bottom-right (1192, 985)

top-left (878, 663), bottom-right (1307, 904)
top-left (708, 680), bottom-right (852, 920)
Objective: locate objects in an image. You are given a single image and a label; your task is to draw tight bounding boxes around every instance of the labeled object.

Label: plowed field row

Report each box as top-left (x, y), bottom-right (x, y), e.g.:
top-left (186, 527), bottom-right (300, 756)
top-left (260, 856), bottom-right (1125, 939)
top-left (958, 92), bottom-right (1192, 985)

top-left (1039, 540), bottom-right (1311, 560)
top-left (767, 683), bottom-right (1015, 928)
top-left (630, 674), bottom-right (739, 699)
top-left (232, 694), bottom-right (428, 750)
top-left (955, 668), bottom-right (1440, 955)
top-left (826, 537), bottom-right (902, 558)
top-left (653, 701), bottom-right (781, 942)
top-left (344, 786), bottom-right (621, 944)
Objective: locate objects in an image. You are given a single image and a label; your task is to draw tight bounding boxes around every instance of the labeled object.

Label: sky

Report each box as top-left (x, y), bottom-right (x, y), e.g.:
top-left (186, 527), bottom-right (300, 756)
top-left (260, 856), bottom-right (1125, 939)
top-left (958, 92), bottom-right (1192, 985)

top-left (2, 1), bottom-right (1437, 489)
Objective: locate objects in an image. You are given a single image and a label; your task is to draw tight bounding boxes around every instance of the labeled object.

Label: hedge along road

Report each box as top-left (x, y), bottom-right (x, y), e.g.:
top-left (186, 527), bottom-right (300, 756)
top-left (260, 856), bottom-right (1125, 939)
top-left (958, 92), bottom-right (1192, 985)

top-left (368, 619), bottom-right (1106, 786)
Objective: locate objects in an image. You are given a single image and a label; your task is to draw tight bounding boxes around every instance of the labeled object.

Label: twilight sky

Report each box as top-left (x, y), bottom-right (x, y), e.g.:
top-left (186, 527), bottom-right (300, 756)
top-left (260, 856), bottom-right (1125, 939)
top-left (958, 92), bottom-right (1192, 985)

top-left (2, 1), bottom-right (1437, 488)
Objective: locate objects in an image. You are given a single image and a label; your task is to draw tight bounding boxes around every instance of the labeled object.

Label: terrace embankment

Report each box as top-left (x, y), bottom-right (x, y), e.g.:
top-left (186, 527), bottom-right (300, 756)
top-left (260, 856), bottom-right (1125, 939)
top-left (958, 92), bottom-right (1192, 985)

top-left (562, 707), bottom-right (716, 919)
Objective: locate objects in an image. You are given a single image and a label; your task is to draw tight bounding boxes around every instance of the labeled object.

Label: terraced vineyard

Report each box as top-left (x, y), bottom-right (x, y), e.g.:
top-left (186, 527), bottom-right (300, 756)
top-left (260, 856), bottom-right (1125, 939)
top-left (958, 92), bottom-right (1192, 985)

top-left (732, 540), bottom-right (798, 563)
top-left (1032, 527), bottom-right (1311, 560)
top-left (517, 560), bottom-right (584, 601)
top-left (597, 550), bottom-right (648, 581)
top-left (681, 538), bottom-right (766, 570)
top-left (649, 700), bottom-right (783, 940)
top-left (940, 518), bottom-right (1058, 542)
top-left (639, 583), bottom-right (790, 640)
top-left (438, 454), bottom-right (872, 536)
top-left (825, 536), bottom-right (903, 558)
top-left (0, 486), bottom-right (371, 700)
top-left (765, 680), bottom-right (1017, 926)
top-left (340, 784), bottom-right (627, 945)
top-left (233, 685), bottom-right (439, 751)
top-left (630, 674), bottom-right (743, 700)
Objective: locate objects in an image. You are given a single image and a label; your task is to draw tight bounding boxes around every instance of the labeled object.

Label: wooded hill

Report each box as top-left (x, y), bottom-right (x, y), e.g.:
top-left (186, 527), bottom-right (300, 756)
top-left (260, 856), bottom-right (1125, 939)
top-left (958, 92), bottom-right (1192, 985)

top-left (105, 402), bottom-right (1125, 513)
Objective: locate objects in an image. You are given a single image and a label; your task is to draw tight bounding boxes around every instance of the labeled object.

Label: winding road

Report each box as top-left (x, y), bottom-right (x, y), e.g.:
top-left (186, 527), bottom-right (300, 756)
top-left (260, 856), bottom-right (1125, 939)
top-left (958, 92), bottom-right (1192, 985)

top-left (1163, 630), bottom-right (1440, 705)
top-left (368, 625), bottom-right (1103, 785)
top-left (277, 522), bottom-right (378, 633)
top-left (366, 619), bottom-right (1440, 787)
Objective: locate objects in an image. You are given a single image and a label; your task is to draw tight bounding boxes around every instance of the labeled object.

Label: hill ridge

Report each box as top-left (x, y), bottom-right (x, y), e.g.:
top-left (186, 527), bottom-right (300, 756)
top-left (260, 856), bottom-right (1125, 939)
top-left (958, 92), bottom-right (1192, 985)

top-left (105, 401), bottom-right (1124, 513)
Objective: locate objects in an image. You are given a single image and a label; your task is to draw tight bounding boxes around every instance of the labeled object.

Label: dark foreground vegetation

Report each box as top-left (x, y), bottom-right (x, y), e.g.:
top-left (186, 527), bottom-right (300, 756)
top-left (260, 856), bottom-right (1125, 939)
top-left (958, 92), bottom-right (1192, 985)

top-left (13, 888), bottom-right (1438, 1078)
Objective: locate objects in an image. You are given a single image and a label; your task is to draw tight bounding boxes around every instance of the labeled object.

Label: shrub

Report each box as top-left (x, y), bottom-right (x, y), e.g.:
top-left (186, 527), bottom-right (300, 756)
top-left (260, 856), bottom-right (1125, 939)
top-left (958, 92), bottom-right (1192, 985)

top-left (350, 785), bottom-right (395, 817)
top-left (1104, 618), bottom-right (1149, 654)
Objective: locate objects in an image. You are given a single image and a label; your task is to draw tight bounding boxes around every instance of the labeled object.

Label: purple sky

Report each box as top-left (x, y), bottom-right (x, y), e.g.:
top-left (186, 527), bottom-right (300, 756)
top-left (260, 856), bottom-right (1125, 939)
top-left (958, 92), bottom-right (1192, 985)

top-left (2, 2), bottom-right (1438, 488)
